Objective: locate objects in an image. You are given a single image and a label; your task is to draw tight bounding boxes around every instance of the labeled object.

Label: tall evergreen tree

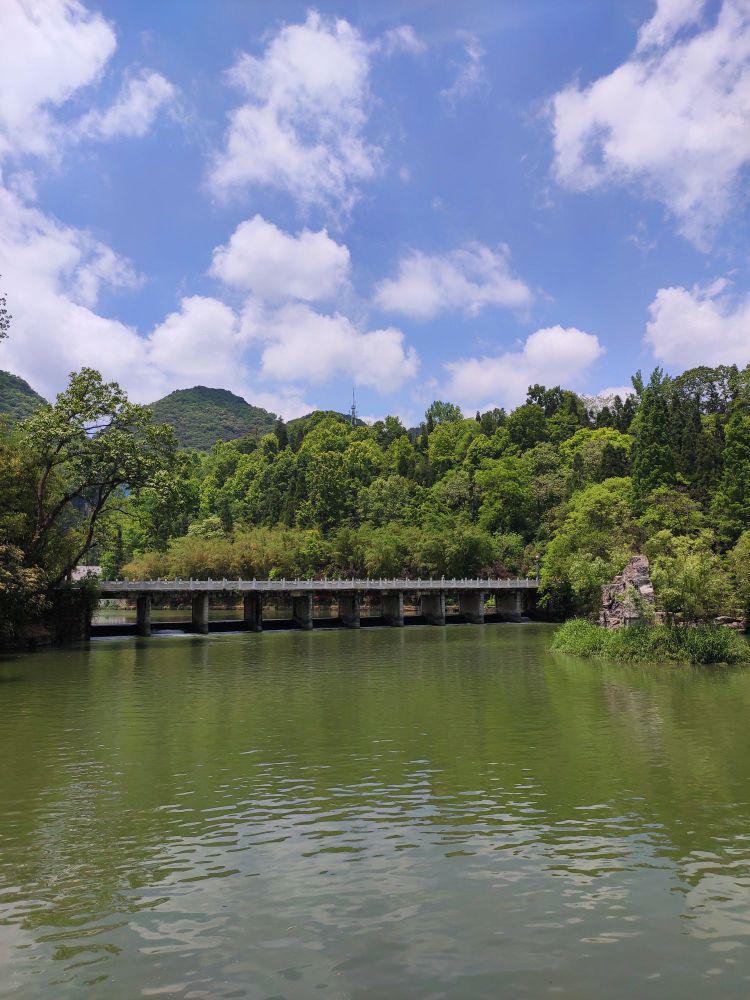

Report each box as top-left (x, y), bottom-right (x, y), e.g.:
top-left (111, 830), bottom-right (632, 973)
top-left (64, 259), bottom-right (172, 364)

top-left (711, 397), bottom-right (750, 545)
top-left (631, 368), bottom-right (676, 506)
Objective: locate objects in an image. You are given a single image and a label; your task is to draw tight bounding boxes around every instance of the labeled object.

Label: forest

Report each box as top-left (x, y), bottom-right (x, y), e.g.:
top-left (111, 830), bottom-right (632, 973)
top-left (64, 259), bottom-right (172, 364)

top-left (109, 364), bottom-right (750, 624)
top-left (3, 361), bottom-right (750, 641)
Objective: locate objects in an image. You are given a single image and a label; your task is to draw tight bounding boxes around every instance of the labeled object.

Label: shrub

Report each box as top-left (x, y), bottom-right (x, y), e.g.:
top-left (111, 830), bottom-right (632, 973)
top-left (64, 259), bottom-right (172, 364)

top-left (551, 618), bottom-right (749, 665)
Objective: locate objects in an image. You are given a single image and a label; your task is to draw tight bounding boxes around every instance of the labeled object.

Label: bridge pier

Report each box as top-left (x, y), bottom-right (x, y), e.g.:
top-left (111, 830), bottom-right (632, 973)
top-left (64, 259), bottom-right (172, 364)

top-left (293, 594), bottom-right (313, 630)
top-left (136, 594), bottom-right (152, 637)
top-left (496, 589), bottom-right (524, 622)
top-left (339, 593), bottom-right (360, 628)
top-left (243, 593), bottom-right (263, 631)
top-left (191, 593), bottom-right (210, 634)
top-left (382, 592), bottom-right (404, 627)
top-left (459, 591), bottom-right (485, 624)
top-left (421, 592), bottom-right (446, 626)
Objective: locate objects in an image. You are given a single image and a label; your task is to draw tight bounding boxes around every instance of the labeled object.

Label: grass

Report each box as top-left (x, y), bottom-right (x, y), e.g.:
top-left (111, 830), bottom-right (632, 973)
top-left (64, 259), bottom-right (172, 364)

top-left (551, 618), bottom-right (750, 665)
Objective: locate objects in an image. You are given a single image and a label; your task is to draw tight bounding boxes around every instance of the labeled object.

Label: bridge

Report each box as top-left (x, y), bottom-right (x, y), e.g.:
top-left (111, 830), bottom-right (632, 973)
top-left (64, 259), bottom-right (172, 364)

top-left (96, 578), bottom-right (540, 637)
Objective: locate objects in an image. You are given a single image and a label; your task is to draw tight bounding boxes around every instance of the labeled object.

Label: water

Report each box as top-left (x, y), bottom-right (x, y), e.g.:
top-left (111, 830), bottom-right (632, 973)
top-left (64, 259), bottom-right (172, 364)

top-left (2, 624), bottom-right (750, 998)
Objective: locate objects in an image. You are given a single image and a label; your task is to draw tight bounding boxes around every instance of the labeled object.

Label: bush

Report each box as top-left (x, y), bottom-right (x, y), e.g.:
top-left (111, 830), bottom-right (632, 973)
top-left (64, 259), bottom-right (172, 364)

top-left (551, 618), bottom-right (749, 665)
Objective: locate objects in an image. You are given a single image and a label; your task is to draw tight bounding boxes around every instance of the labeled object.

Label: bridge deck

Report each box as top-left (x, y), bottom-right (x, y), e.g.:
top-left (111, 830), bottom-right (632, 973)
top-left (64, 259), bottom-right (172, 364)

top-left (99, 578), bottom-right (539, 596)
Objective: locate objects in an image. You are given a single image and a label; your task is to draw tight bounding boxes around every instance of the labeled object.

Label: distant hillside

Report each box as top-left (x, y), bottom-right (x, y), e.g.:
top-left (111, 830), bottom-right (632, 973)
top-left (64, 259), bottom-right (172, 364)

top-left (149, 386), bottom-right (276, 450)
top-left (0, 370), bottom-right (46, 423)
top-left (286, 409), bottom-right (366, 434)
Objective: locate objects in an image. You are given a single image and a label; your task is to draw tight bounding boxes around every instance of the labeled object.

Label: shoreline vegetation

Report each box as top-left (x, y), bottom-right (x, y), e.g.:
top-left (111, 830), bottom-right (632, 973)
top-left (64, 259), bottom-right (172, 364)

top-left (552, 618), bottom-right (750, 665)
top-left (3, 360), bottom-right (750, 661)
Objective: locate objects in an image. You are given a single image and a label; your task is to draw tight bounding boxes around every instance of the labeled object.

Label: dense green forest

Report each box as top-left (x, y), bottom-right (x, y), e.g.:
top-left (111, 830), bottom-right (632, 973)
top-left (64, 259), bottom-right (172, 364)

top-left (148, 386), bottom-right (277, 449)
top-left (108, 364), bottom-right (750, 624)
top-left (0, 370), bottom-right (46, 423)
top-left (3, 362), bottom-right (750, 641)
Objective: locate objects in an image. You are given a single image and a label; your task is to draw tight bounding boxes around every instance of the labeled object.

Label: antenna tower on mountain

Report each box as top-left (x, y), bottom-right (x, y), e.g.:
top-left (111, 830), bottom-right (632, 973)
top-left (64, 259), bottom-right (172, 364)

top-left (349, 387), bottom-right (358, 426)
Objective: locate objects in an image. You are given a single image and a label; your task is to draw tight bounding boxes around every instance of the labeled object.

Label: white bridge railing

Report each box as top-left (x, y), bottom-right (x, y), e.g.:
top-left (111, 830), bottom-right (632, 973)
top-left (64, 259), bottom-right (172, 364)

top-left (99, 577), bottom-right (539, 595)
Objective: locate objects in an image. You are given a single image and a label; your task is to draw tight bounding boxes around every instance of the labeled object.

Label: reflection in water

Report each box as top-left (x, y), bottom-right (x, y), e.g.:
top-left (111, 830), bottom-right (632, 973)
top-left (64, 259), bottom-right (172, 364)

top-left (1, 625), bottom-right (750, 997)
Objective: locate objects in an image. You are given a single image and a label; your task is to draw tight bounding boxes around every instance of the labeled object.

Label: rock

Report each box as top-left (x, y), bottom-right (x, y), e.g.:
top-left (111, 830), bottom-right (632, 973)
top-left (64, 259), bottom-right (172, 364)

top-left (599, 554), bottom-right (655, 629)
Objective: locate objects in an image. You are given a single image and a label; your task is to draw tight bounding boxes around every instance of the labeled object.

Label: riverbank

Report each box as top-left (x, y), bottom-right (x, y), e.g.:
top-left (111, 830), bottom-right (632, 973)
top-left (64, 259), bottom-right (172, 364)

top-left (552, 618), bottom-right (750, 665)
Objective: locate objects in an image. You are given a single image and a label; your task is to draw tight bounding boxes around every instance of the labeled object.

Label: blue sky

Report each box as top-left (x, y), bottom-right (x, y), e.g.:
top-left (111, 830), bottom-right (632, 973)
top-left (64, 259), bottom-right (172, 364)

top-left (1, 0), bottom-right (749, 422)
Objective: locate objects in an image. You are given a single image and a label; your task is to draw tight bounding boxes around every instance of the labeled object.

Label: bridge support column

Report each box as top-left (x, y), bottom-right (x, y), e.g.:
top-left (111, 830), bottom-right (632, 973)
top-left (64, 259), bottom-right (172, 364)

top-left (496, 590), bottom-right (523, 622)
top-left (243, 593), bottom-right (263, 631)
top-left (459, 591), bottom-right (485, 624)
top-left (422, 592), bottom-right (446, 626)
top-left (339, 593), bottom-right (360, 628)
top-left (136, 594), bottom-right (152, 637)
top-left (382, 592), bottom-right (404, 627)
top-left (293, 594), bottom-right (313, 630)
top-left (191, 593), bottom-right (210, 634)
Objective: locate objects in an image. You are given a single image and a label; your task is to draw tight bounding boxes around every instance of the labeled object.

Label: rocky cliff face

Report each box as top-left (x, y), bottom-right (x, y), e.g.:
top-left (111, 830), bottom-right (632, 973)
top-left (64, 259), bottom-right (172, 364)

top-left (599, 555), bottom-right (655, 628)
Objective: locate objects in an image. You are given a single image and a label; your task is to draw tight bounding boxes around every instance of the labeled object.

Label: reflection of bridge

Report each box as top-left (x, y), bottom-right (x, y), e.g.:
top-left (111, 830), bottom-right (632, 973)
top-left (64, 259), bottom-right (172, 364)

top-left (96, 578), bottom-right (540, 637)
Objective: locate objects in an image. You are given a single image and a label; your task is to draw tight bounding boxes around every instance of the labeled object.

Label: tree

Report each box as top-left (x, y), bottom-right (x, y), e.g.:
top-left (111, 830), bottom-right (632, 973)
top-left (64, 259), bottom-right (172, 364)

top-left (649, 532), bottom-right (732, 624)
top-left (630, 368), bottom-right (675, 506)
top-left (0, 543), bottom-right (45, 640)
top-left (19, 368), bottom-right (176, 585)
top-left (0, 277), bottom-right (9, 342)
top-left (729, 531), bottom-right (750, 622)
top-left (711, 398), bottom-right (750, 546)
top-left (424, 400), bottom-right (463, 426)
top-left (274, 416), bottom-right (288, 449)
top-left (506, 404), bottom-right (548, 451)
top-left (540, 478), bottom-right (637, 614)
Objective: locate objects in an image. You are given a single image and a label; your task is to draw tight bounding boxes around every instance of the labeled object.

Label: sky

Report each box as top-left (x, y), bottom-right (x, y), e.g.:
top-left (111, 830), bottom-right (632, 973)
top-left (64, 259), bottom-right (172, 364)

top-left (1, 0), bottom-right (749, 423)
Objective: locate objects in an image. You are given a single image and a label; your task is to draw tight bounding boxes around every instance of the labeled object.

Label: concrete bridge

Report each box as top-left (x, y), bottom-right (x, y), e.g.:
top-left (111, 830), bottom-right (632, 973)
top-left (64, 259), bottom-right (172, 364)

top-left (96, 578), bottom-right (539, 637)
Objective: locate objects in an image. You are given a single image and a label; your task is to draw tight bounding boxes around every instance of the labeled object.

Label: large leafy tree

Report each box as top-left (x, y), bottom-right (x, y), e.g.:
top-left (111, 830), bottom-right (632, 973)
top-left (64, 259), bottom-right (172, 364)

top-left (18, 368), bottom-right (176, 585)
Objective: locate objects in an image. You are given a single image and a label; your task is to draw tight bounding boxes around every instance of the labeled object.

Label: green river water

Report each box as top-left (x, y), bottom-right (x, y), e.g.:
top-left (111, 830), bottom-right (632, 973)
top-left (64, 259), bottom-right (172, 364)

top-left (2, 623), bottom-right (750, 998)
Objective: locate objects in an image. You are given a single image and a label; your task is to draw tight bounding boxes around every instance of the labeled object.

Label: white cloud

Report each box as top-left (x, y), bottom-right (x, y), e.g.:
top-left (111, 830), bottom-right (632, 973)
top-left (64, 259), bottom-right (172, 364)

top-left (146, 296), bottom-right (246, 385)
top-left (73, 243), bottom-right (142, 308)
top-left (0, 181), bottom-right (160, 399)
top-left (595, 385), bottom-right (634, 399)
top-left (0, 0), bottom-right (116, 158)
top-left (550, 0), bottom-right (750, 245)
top-left (637, 0), bottom-right (707, 49)
top-left (443, 326), bottom-right (604, 409)
top-left (209, 10), bottom-right (378, 211)
top-left (381, 25), bottom-right (426, 56)
top-left (0, 1), bottom-right (176, 161)
top-left (441, 34), bottom-right (486, 104)
top-left (210, 215), bottom-right (350, 302)
top-left (374, 243), bottom-right (532, 320)
top-left (644, 278), bottom-right (750, 367)
top-left (0, 180), bottom-right (418, 413)
top-left (78, 69), bottom-right (177, 140)
top-left (242, 300), bottom-right (419, 392)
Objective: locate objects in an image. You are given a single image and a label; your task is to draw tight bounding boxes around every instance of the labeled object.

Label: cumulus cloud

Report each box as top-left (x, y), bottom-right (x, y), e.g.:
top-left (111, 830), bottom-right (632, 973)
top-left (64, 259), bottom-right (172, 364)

top-left (78, 69), bottom-right (177, 140)
top-left (443, 326), bottom-right (604, 410)
top-left (0, 178), bottom-right (419, 413)
top-left (146, 296), bottom-right (246, 385)
top-left (374, 243), bottom-right (532, 320)
top-left (0, 0), bottom-right (115, 158)
top-left (441, 34), bottom-right (486, 104)
top-left (209, 10), bottom-right (378, 211)
top-left (242, 300), bottom-right (418, 392)
top-left (0, 0), bottom-right (177, 161)
top-left (644, 278), bottom-right (750, 367)
top-left (550, 0), bottom-right (750, 245)
top-left (637, 0), bottom-right (707, 49)
top-left (210, 215), bottom-right (350, 302)
top-left (0, 181), bottom-right (158, 399)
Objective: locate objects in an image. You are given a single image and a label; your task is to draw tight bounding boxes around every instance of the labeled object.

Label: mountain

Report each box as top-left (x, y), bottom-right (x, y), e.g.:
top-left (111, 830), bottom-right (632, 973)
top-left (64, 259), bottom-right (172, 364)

top-left (0, 370), bottom-right (46, 423)
top-left (149, 386), bottom-right (277, 450)
top-left (286, 409), bottom-right (366, 434)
